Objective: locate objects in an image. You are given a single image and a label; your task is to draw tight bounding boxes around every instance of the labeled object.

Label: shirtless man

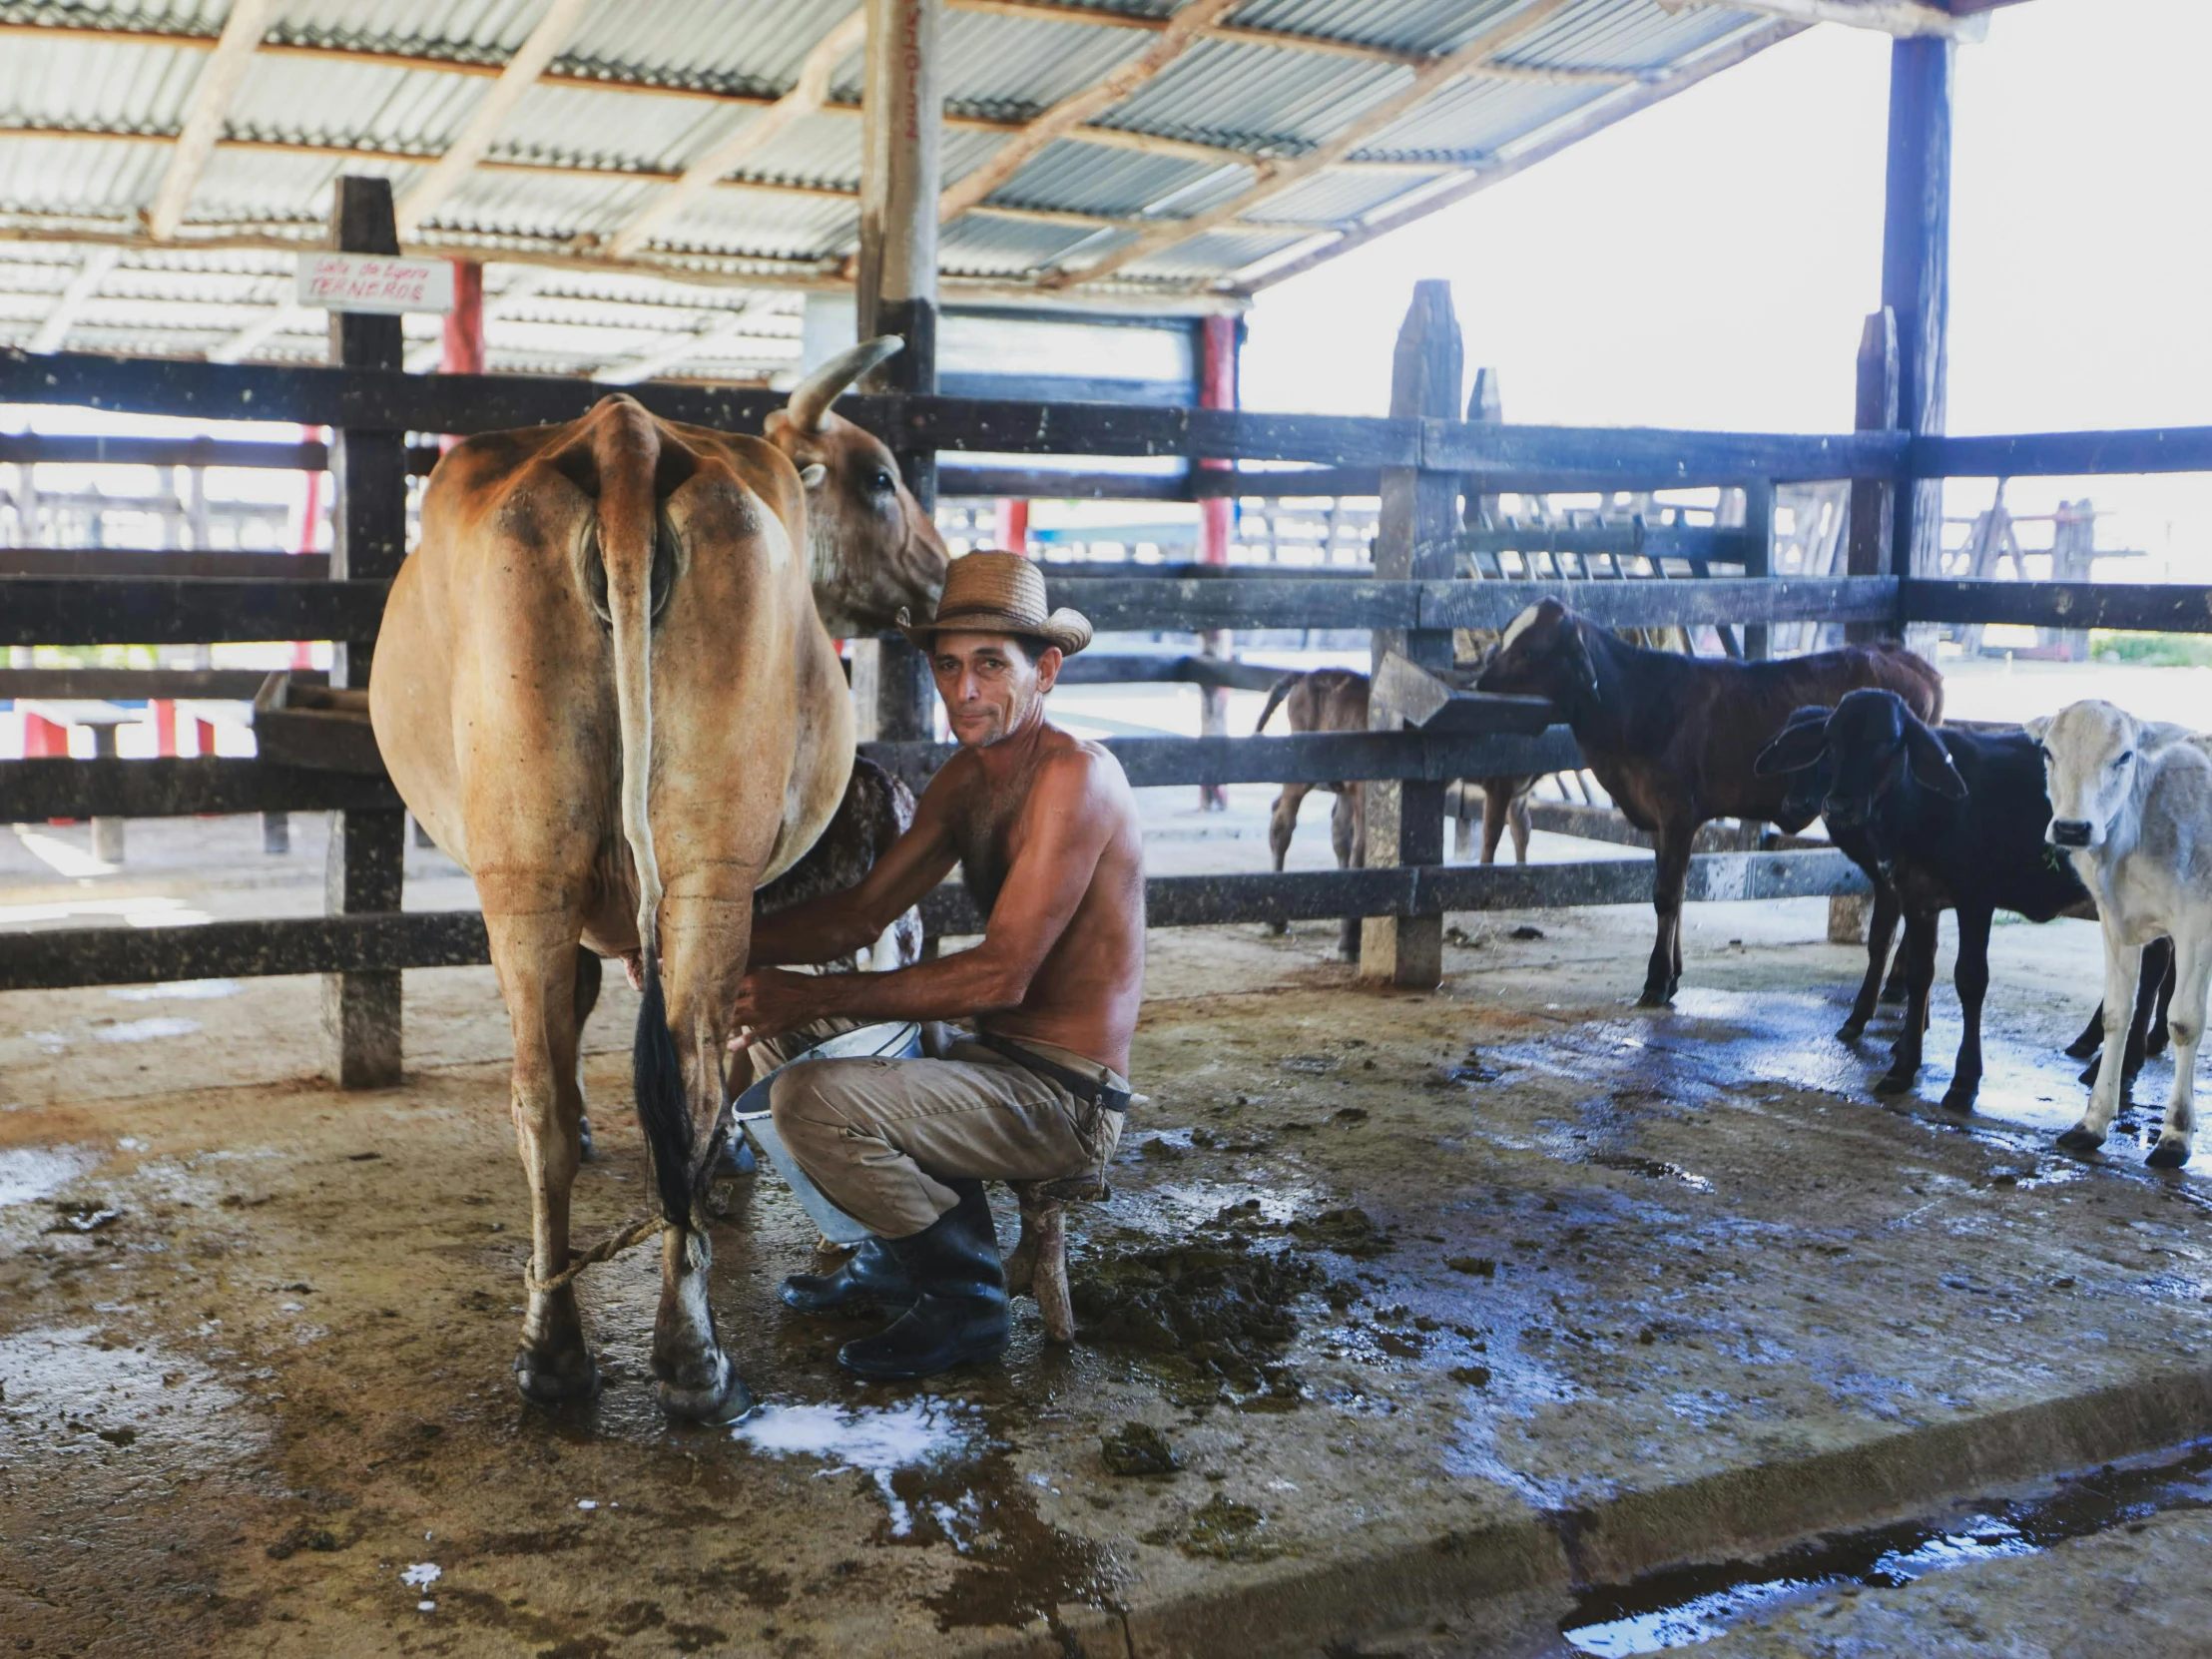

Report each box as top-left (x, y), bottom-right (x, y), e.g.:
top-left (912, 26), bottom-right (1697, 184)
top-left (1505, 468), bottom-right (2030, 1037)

top-left (730, 552), bottom-right (1145, 1382)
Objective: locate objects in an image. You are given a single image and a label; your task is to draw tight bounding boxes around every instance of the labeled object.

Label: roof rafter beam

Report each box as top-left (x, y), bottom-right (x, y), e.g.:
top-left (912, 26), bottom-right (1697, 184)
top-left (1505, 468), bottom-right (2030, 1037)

top-left (393, 0), bottom-right (596, 238)
top-left (27, 246), bottom-right (120, 353)
top-left (605, 9), bottom-right (865, 260)
top-left (592, 304), bottom-right (768, 384)
top-left (145, 0), bottom-right (276, 241)
top-left (9, 125), bottom-right (1347, 240)
top-left (1048, 0), bottom-right (1578, 288)
top-left (207, 300), bottom-right (312, 362)
top-left (1653, 0), bottom-right (1987, 39)
top-left (1235, 21), bottom-right (1807, 292)
top-left (939, 0), bottom-right (1243, 224)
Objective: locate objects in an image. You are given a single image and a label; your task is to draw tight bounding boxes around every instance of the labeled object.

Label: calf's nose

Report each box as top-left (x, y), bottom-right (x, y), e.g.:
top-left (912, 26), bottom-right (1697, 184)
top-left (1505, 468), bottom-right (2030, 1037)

top-left (2048, 819), bottom-right (2093, 847)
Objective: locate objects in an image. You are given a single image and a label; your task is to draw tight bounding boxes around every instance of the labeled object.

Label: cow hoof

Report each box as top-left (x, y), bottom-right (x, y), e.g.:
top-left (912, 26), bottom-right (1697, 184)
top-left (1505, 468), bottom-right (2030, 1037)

top-left (1837, 1020), bottom-right (1867, 1043)
top-left (2063, 1034), bottom-right (2100, 1061)
top-left (2077, 1058), bottom-right (2101, 1087)
top-left (657, 1356), bottom-right (753, 1424)
top-left (2055, 1125), bottom-right (2106, 1155)
top-left (1266, 920), bottom-right (1288, 936)
top-left (1873, 1069), bottom-right (1915, 1096)
top-left (577, 1115), bottom-right (596, 1164)
top-left (1635, 986), bottom-right (1675, 1009)
top-left (2147, 1138), bottom-right (2191, 1170)
top-left (514, 1347), bottom-right (600, 1406)
top-left (1939, 1083), bottom-right (1978, 1114)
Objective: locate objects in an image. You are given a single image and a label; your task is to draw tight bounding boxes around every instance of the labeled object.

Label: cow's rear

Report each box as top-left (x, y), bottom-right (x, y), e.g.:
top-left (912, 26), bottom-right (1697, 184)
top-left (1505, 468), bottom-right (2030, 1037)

top-left (371, 394), bottom-right (853, 1421)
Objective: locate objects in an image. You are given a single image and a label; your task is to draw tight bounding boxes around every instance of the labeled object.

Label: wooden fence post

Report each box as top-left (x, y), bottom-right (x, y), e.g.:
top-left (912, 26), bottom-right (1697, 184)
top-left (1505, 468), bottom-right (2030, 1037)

top-left (321, 176), bottom-right (407, 1088)
top-left (858, 0), bottom-right (941, 744)
top-left (1845, 306), bottom-right (1901, 647)
top-left (1360, 281), bottom-right (1461, 987)
top-left (1739, 478), bottom-right (1774, 660)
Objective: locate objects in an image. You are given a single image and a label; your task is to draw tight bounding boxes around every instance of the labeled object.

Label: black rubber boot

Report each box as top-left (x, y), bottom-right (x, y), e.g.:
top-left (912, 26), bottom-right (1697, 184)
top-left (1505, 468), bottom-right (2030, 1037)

top-left (837, 1181), bottom-right (1010, 1381)
top-left (779, 1238), bottom-right (916, 1314)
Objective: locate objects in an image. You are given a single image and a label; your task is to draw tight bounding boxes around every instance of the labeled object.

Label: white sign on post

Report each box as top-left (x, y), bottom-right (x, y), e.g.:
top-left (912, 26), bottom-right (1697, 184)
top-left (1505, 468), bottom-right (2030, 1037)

top-left (295, 253), bottom-right (455, 315)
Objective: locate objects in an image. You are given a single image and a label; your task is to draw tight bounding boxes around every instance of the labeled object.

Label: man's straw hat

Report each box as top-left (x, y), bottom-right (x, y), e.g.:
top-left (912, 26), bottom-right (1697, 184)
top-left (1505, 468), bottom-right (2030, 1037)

top-left (897, 550), bottom-right (1093, 656)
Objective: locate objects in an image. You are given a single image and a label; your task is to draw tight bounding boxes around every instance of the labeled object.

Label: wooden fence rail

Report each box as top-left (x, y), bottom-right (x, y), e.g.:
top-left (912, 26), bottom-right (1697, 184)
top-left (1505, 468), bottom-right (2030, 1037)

top-left (0, 849), bottom-right (1869, 993)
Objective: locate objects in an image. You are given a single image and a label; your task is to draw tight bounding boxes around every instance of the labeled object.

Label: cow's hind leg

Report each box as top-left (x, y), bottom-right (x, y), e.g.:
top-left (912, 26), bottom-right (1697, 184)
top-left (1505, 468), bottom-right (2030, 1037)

top-left (492, 916), bottom-right (599, 1405)
top-left (2147, 933), bottom-right (2207, 1170)
top-left (1266, 785), bottom-right (1310, 933)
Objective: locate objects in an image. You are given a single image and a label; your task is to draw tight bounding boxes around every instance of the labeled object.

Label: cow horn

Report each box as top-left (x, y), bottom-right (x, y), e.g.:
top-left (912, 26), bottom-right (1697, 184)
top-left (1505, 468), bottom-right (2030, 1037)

top-left (786, 335), bottom-right (902, 434)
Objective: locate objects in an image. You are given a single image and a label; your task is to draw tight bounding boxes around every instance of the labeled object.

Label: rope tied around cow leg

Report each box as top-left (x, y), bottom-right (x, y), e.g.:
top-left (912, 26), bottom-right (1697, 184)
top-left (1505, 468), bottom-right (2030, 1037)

top-left (522, 1215), bottom-right (673, 1297)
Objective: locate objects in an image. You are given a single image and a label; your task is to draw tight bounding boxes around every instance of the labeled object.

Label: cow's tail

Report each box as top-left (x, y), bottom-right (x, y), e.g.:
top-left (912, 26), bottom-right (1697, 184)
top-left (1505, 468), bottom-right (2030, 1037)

top-left (1254, 672), bottom-right (1300, 735)
top-left (591, 403), bottom-right (694, 1228)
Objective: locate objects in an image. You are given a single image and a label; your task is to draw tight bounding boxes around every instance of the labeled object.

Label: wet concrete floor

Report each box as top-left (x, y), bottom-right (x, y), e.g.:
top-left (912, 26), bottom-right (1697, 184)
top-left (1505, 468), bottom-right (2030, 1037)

top-left (5, 901), bottom-right (2212, 1656)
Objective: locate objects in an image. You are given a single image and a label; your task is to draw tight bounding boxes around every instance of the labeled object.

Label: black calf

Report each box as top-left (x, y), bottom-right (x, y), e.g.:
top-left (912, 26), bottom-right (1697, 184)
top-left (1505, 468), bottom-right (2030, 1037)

top-left (1758, 691), bottom-right (2088, 1111)
top-left (1769, 705), bottom-right (1913, 1041)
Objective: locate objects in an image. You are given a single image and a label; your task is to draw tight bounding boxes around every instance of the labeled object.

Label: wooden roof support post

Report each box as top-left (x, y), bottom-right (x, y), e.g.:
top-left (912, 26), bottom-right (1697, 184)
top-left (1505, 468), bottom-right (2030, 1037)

top-left (146, 0), bottom-right (275, 240)
top-left (322, 176), bottom-right (408, 1089)
top-left (857, 0), bottom-right (942, 744)
top-left (1360, 280), bottom-right (1462, 988)
top-left (1881, 35), bottom-right (1952, 653)
top-left (1194, 312), bottom-right (1239, 810)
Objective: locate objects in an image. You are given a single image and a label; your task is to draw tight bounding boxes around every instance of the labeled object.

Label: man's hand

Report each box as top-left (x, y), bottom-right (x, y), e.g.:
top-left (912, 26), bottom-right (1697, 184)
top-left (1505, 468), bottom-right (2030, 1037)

top-left (728, 967), bottom-right (830, 1054)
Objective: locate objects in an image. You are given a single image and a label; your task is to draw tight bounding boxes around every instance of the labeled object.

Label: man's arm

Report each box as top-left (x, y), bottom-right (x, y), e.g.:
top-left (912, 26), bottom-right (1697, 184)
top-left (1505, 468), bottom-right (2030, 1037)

top-left (746, 762), bottom-right (966, 968)
top-left (732, 751), bottom-right (1111, 1046)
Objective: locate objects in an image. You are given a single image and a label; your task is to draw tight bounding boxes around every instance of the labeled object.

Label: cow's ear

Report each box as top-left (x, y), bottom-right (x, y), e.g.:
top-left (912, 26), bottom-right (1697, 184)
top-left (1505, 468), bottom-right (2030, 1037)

top-left (2022, 715), bottom-right (2052, 745)
top-left (1906, 721), bottom-right (1968, 800)
top-left (1756, 710), bottom-right (1831, 776)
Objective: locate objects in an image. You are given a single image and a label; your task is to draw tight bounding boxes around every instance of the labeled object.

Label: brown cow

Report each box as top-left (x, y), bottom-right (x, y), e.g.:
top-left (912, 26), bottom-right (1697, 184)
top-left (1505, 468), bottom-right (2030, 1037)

top-left (369, 347), bottom-right (942, 1422)
top-left (1475, 599), bottom-right (1941, 1006)
top-left (1254, 668), bottom-right (1533, 959)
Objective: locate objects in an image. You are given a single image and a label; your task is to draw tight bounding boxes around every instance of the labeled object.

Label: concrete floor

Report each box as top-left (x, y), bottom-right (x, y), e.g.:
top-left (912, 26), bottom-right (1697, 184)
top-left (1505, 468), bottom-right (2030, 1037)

top-left (6, 801), bottom-right (2212, 1656)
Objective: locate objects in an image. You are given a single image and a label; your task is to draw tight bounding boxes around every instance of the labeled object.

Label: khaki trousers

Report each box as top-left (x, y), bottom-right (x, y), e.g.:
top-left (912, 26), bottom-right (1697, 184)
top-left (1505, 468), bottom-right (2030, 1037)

top-left (768, 1034), bottom-right (1127, 1238)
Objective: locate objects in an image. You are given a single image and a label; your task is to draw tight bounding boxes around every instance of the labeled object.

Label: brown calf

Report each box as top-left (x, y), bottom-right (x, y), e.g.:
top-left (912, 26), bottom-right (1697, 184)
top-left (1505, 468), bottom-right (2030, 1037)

top-left (1254, 667), bottom-right (1534, 959)
top-left (1475, 599), bottom-right (1942, 1005)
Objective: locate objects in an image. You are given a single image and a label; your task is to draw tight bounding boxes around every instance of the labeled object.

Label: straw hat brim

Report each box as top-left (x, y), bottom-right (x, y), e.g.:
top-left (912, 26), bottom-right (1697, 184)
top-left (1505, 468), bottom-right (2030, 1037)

top-left (895, 604), bottom-right (1093, 657)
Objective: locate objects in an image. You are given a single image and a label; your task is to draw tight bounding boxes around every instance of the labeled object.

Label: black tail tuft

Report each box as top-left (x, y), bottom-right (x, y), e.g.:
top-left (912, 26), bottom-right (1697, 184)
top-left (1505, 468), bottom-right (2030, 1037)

top-left (632, 952), bottom-right (694, 1225)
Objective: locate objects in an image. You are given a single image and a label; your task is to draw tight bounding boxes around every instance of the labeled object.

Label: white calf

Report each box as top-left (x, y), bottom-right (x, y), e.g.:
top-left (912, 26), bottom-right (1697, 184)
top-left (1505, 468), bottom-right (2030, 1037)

top-left (2031, 700), bottom-right (2212, 1168)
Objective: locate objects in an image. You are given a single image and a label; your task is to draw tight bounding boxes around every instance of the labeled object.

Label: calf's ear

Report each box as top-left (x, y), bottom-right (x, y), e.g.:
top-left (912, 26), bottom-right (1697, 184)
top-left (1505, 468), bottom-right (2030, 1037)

top-left (1755, 713), bottom-right (1831, 776)
top-left (2022, 715), bottom-right (2053, 744)
top-left (1905, 722), bottom-right (1969, 800)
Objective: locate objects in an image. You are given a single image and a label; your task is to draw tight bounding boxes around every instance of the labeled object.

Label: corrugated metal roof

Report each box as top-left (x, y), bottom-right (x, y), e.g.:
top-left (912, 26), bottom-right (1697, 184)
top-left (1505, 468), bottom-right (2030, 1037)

top-left (0, 0), bottom-right (1804, 373)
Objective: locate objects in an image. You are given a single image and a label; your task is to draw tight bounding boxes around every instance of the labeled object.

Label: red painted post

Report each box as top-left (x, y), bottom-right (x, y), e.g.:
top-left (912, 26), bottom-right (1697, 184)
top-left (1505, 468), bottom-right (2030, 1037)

top-left (995, 497), bottom-right (1029, 554)
top-left (195, 717), bottom-right (218, 757)
top-left (1195, 312), bottom-right (1238, 810)
top-left (23, 713), bottom-right (69, 758)
top-left (152, 699), bottom-right (177, 757)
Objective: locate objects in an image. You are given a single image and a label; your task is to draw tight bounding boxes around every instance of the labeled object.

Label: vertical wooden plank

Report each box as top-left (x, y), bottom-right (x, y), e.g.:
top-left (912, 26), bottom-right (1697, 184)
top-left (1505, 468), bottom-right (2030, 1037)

top-left (1739, 478), bottom-right (1774, 661)
top-left (322, 176), bottom-right (406, 1088)
top-left (1360, 281), bottom-right (1461, 988)
top-left (859, 0), bottom-right (941, 743)
top-left (1194, 312), bottom-right (1238, 811)
top-left (1844, 305), bottom-right (1901, 646)
top-left (1882, 37), bottom-right (1952, 644)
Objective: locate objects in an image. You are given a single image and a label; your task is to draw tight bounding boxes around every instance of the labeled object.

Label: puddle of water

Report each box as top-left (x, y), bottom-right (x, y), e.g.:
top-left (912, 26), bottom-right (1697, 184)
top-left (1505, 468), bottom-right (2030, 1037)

top-left (109, 980), bottom-right (242, 1002)
top-left (0, 1325), bottom-right (258, 1468)
top-left (731, 1397), bottom-right (1122, 1633)
top-left (0, 1145), bottom-right (102, 1208)
top-left (1561, 1437), bottom-right (2212, 1654)
top-left (94, 1017), bottom-right (203, 1044)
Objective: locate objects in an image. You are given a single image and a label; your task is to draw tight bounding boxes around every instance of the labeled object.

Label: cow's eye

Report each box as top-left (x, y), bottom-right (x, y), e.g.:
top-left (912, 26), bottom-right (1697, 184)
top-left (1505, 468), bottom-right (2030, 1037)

top-left (2117, 751), bottom-right (2134, 767)
top-left (869, 468), bottom-right (895, 493)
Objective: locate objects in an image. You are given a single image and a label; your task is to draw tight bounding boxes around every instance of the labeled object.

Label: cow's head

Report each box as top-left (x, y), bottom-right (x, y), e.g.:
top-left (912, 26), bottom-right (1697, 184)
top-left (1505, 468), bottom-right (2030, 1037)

top-left (1473, 600), bottom-right (1600, 713)
top-left (1757, 705), bottom-right (1837, 834)
top-left (1757, 688), bottom-right (1964, 832)
top-left (764, 336), bottom-right (949, 637)
top-left (2028, 700), bottom-right (2140, 850)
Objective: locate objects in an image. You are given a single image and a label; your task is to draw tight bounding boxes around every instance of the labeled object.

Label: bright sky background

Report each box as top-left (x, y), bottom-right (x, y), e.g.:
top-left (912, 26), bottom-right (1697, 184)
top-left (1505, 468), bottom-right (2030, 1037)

top-left (1243, 0), bottom-right (2212, 578)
